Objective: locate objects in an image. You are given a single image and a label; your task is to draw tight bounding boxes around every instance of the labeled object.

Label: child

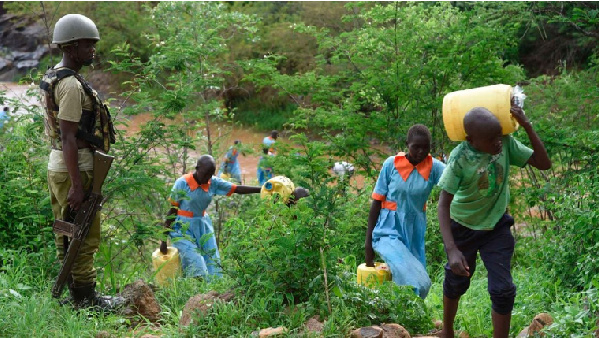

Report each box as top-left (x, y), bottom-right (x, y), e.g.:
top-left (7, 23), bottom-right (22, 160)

top-left (218, 140), bottom-right (243, 183)
top-left (437, 105), bottom-right (551, 338)
top-left (257, 148), bottom-right (274, 185)
top-left (365, 124), bottom-right (446, 298)
top-left (163, 155), bottom-right (261, 278)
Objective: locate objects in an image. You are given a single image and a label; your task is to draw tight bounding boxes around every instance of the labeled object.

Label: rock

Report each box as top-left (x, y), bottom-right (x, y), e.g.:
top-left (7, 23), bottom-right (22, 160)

top-left (179, 290), bottom-right (236, 326)
top-left (304, 315), bottom-right (324, 333)
top-left (95, 331), bottom-right (112, 338)
top-left (259, 326), bottom-right (288, 337)
top-left (516, 327), bottom-right (529, 338)
top-left (380, 323), bottom-right (411, 338)
top-left (527, 313), bottom-right (553, 336)
top-left (350, 326), bottom-right (384, 338)
top-left (120, 279), bottom-right (161, 323)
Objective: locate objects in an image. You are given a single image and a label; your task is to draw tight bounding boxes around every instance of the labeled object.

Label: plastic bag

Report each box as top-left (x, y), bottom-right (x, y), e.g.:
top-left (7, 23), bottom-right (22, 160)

top-left (512, 85), bottom-right (526, 109)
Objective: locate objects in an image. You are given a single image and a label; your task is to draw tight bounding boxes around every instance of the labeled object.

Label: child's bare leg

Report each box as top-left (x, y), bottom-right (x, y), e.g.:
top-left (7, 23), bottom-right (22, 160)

top-left (439, 295), bottom-right (460, 338)
top-left (491, 309), bottom-right (511, 338)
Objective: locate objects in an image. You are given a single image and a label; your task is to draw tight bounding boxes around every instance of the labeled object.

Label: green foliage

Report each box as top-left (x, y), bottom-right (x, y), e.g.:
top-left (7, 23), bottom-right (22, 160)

top-left (0, 87), bottom-right (53, 251)
top-left (509, 63), bottom-right (599, 291)
top-left (330, 270), bottom-right (433, 332)
top-left (233, 103), bottom-right (297, 132)
top-left (243, 2), bottom-right (525, 180)
top-left (0, 2), bottom-right (598, 337)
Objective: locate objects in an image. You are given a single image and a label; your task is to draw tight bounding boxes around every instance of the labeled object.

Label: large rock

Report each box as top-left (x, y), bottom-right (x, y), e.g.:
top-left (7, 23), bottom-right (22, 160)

top-left (304, 315), bottom-right (324, 334)
top-left (517, 313), bottom-right (554, 337)
top-left (179, 290), bottom-right (235, 326)
top-left (380, 323), bottom-right (411, 338)
top-left (258, 326), bottom-right (288, 337)
top-left (350, 326), bottom-right (384, 338)
top-left (0, 13), bottom-right (51, 79)
top-left (120, 279), bottom-right (161, 323)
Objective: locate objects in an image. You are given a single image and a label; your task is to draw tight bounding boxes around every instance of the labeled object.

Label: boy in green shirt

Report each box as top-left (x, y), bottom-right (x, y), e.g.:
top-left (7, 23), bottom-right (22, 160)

top-left (437, 104), bottom-right (551, 338)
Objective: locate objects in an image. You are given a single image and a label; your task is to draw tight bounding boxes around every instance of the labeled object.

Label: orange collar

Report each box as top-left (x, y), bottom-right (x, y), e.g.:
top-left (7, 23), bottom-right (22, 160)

top-left (184, 173), bottom-right (211, 192)
top-left (394, 152), bottom-right (432, 181)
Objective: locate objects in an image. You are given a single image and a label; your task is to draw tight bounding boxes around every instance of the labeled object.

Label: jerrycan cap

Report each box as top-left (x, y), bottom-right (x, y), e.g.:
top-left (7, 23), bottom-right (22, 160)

top-left (264, 182), bottom-right (273, 190)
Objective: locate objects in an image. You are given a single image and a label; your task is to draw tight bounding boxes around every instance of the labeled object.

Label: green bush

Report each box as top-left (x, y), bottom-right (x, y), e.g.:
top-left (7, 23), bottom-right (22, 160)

top-left (0, 90), bottom-right (54, 252)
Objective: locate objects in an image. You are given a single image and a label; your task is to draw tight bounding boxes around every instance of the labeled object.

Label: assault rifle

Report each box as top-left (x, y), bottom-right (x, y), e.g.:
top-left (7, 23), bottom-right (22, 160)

top-left (51, 151), bottom-right (114, 299)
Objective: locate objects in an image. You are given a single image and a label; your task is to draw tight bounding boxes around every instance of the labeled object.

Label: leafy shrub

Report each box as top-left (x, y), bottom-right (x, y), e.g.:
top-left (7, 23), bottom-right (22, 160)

top-left (328, 269), bottom-right (433, 333)
top-left (0, 90), bottom-right (54, 252)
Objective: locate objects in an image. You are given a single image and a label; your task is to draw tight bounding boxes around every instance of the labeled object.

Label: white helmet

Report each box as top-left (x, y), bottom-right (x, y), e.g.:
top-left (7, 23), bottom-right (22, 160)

top-left (52, 14), bottom-right (100, 44)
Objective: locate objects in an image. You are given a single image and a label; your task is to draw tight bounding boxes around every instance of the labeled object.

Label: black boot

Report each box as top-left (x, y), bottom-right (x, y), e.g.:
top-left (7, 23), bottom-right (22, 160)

top-left (71, 283), bottom-right (124, 312)
top-left (59, 284), bottom-right (75, 307)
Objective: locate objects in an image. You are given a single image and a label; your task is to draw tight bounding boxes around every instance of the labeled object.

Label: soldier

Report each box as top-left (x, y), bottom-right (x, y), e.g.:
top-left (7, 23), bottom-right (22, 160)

top-left (40, 14), bottom-right (119, 311)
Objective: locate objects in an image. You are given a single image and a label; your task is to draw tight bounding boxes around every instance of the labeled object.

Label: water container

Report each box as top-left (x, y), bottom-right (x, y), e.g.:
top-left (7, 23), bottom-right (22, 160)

top-left (442, 84), bottom-right (519, 141)
top-left (260, 176), bottom-right (295, 203)
top-left (357, 262), bottom-right (392, 288)
top-left (152, 246), bottom-right (181, 286)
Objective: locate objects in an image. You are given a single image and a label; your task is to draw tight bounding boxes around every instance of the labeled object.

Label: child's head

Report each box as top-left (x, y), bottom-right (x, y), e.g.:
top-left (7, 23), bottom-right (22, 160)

top-left (195, 155), bottom-right (216, 183)
top-left (271, 130), bottom-right (279, 139)
top-left (406, 124), bottom-right (431, 165)
top-left (286, 187), bottom-right (310, 207)
top-left (464, 107), bottom-right (503, 155)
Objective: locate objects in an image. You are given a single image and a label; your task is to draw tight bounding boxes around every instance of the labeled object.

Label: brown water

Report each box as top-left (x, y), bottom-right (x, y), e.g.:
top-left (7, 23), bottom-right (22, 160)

top-left (2, 81), bottom-right (371, 188)
top-left (121, 112), bottom-right (275, 184)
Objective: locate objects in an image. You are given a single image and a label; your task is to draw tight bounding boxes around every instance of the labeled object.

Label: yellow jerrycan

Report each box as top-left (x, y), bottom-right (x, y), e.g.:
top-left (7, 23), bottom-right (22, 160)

top-left (152, 244), bottom-right (181, 286)
top-left (442, 84), bottom-right (519, 141)
top-left (260, 176), bottom-right (295, 203)
top-left (357, 262), bottom-right (392, 288)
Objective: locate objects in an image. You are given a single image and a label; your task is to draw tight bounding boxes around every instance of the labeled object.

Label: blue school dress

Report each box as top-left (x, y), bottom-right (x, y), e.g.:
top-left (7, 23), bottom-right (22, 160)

top-left (263, 136), bottom-right (276, 153)
top-left (371, 152), bottom-right (445, 298)
top-left (168, 174), bottom-right (236, 278)
top-left (257, 155), bottom-right (274, 186)
top-left (218, 146), bottom-right (242, 183)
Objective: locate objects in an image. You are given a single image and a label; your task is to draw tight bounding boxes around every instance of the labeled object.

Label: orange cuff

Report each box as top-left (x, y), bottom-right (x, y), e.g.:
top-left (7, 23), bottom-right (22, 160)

top-left (372, 192), bottom-right (386, 201)
top-left (227, 184), bottom-right (237, 196)
top-left (169, 198), bottom-right (179, 207)
top-left (381, 200), bottom-right (397, 211)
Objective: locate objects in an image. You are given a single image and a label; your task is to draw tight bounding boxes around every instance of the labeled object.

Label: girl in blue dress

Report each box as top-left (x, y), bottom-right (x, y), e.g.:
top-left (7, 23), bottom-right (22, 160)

top-left (163, 155), bottom-right (261, 279)
top-left (365, 124), bottom-right (445, 298)
top-left (218, 140), bottom-right (243, 183)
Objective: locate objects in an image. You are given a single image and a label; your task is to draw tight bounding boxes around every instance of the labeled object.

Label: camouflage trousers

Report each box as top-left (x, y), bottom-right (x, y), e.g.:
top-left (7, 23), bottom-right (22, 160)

top-left (48, 170), bottom-right (101, 286)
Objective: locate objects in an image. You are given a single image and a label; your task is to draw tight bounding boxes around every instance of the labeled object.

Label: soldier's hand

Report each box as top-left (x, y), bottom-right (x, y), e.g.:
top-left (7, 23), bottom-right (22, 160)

top-left (67, 185), bottom-right (85, 210)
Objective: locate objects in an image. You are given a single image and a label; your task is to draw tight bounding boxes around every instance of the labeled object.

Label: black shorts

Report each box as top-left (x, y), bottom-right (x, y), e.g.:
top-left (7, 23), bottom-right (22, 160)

top-left (443, 214), bottom-right (516, 315)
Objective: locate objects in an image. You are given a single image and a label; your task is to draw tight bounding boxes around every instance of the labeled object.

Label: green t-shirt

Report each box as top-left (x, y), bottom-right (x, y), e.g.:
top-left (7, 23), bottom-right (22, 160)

top-left (438, 135), bottom-right (533, 230)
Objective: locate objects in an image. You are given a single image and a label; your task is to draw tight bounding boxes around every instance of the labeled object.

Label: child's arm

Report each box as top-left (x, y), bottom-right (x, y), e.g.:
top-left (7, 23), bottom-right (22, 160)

top-left (365, 199), bottom-right (382, 267)
top-left (438, 190), bottom-right (470, 277)
top-left (234, 185), bottom-right (261, 194)
top-left (510, 105), bottom-right (552, 170)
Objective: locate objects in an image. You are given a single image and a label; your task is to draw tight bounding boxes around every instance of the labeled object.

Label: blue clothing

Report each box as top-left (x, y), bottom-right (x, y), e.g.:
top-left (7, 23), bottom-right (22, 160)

top-left (0, 110), bottom-right (9, 129)
top-left (218, 146), bottom-right (242, 183)
top-left (257, 155), bottom-right (273, 186)
top-left (263, 136), bottom-right (276, 153)
top-left (371, 153), bottom-right (445, 298)
top-left (168, 174), bottom-right (236, 278)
